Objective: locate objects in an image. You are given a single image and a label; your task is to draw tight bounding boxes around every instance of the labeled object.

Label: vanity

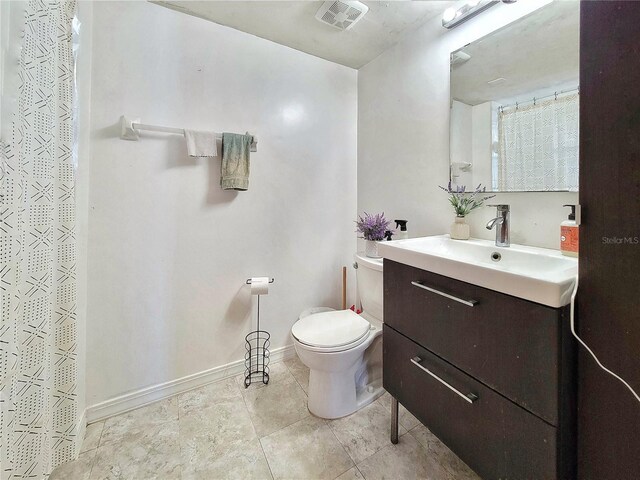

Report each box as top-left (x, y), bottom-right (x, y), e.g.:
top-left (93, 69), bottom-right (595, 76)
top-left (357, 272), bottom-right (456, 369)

top-left (378, 236), bottom-right (578, 480)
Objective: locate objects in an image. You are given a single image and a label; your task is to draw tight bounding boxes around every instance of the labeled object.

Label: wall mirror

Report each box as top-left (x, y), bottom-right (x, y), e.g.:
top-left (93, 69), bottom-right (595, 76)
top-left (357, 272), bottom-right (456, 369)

top-left (449, 1), bottom-right (579, 193)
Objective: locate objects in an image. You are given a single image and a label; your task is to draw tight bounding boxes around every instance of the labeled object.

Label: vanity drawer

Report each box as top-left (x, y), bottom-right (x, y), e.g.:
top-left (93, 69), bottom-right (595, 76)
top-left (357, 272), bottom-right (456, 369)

top-left (383, 259), bottom-right (564, 425)
top-left (383, 325), bottom-right (562, 480)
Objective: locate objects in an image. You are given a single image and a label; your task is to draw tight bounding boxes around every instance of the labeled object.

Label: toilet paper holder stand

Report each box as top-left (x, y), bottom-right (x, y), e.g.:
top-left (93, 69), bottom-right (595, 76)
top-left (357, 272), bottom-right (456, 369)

top-left (244, 277), bottom-right (275, 388)
top-left (245, 278), bottom-right (275, 285)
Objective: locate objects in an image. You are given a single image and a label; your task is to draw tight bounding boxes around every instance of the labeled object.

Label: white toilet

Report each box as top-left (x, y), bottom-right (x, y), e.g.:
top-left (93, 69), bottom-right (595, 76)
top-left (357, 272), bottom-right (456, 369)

top-left (291, 253), bottom-right (384, 419)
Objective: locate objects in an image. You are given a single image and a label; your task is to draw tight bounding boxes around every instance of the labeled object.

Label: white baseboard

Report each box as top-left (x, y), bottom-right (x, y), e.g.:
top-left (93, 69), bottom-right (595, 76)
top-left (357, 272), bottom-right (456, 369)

top-left (86, 344), bottom-right (296, 424)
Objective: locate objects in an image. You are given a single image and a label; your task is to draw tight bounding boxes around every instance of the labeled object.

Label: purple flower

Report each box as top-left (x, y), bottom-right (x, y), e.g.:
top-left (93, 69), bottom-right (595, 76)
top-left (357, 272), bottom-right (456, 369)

top-left (438, 183), bottom-right (495, 217)
top-left (356, 212), bottom-right (393, 241)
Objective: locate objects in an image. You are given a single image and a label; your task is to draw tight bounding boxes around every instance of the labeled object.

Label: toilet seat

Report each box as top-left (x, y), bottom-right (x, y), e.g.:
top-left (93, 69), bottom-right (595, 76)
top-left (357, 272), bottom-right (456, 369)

top-left (293, 330), bottom-right (372, 353)
top-left (292, 310), bottom-right (371, 353)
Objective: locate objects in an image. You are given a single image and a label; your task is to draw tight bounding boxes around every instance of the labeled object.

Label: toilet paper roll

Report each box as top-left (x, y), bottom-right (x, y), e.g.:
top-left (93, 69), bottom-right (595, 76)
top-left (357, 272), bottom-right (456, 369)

top-left (250, 277), bottom-right (270, 296)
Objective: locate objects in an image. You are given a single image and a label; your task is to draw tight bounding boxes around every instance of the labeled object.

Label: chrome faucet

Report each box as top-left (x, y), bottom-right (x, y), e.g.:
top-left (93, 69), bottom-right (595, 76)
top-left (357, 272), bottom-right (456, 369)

top-left (486, 204), bottom-right (510, 247)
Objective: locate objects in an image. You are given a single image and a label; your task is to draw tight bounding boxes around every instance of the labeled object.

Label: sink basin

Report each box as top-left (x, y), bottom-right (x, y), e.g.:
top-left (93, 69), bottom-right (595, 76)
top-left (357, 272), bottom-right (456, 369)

top-left (377, 235), bottom-right (577, 308)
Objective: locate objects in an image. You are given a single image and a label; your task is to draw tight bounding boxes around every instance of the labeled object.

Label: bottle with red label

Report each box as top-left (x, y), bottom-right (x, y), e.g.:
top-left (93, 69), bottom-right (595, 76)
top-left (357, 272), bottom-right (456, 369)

top-left (561, 204), bottom-right (579, 257)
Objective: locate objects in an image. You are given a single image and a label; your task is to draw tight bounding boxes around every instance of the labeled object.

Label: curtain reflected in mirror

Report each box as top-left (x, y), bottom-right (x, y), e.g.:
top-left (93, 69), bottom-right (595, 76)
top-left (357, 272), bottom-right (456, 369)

top-left (497, 92), bottom-right (579, 192)
top-left (449, 0), bottom-right (580, 193)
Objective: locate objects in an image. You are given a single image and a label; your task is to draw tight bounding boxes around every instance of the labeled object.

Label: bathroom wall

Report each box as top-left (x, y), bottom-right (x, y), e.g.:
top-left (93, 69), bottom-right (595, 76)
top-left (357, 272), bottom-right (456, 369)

top-left (75, 0), bottom-right (94, 433)
top-left (470, 102), bottom-right (493, 189)
top-left (449, 100), bottom-right (472, 187)
top-left (358, 0), bottom-right (578, 250)
top-left (450, 100), bottom-right (492, 189)
top-left (86, 2), bottom-right (357, 407)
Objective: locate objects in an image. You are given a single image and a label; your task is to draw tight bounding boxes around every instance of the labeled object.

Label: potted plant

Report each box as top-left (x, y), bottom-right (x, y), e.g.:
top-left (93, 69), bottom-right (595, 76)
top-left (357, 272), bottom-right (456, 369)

top-left (356, 212), bottom-right (392, 258)
top-left (439, 182), bottom-right (495, 240)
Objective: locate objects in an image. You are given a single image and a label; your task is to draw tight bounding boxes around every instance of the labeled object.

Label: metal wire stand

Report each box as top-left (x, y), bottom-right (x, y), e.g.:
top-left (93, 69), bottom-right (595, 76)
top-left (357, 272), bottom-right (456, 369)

top-left (244, 279), bottom-right (274, 388)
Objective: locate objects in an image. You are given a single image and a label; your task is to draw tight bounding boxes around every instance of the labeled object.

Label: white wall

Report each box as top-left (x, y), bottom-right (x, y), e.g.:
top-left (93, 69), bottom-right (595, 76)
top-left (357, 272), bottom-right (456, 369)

top-left (450, 100), bottom-right (493, 189)
top-left (358, 0), bottom-right (578, 249)
top-left (76, 0), bottom-right (94, 431)
top-left (471, 102), bottom-right (493, 188)
top-left (86, 2), bottom-right (357, 406)
top-left (449, 100), bottom-right (472, 187)
top-left (450, 100), bottom-right (472, 166)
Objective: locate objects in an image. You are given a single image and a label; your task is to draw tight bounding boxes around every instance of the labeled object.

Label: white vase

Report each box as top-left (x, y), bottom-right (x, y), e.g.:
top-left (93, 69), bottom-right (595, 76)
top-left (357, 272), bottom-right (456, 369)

top-left (364, 240), bottom-right (381, 258)
top-left (450, 216), bottom-right (470, 240)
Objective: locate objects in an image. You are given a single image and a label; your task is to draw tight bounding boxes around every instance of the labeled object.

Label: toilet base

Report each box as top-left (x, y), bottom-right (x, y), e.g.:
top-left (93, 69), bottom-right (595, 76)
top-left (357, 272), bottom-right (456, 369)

top-left (307, 370), bottom-right (384, 419)
top-left (355, 378), bottom-right (384, 411)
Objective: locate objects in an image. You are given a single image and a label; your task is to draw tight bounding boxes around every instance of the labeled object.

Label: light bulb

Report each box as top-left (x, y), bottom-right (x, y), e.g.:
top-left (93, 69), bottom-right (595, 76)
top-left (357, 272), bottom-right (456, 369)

top-left (443, 7), bottom-right (457, 23)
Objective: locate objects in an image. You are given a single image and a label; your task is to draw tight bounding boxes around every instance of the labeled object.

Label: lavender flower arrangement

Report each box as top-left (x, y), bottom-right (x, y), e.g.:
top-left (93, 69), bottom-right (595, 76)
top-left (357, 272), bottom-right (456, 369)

top-left (439, 182), bottom-right (495, 217)
top-left (356, 212), bottom-right (392, 241)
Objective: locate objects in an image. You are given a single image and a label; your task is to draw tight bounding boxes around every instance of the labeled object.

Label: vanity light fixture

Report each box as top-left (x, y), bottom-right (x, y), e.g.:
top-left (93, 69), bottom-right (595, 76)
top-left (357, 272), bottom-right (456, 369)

top-left (442, 0), bottom-right (516, 29)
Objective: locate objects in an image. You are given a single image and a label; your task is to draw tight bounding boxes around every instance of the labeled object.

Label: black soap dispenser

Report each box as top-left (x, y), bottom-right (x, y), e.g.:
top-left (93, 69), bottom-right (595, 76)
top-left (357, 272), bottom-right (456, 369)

top-left (395, 220), bottom-right (408, 240)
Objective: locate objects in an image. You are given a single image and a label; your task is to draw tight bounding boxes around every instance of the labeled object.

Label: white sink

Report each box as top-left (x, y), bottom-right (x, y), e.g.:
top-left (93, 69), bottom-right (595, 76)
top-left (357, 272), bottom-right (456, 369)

top-left (377, 235), bottom-right (577, 308)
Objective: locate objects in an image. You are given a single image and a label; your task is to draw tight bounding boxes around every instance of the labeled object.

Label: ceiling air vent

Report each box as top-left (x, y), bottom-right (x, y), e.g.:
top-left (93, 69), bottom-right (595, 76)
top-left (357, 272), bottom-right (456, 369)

top-left (315, 1), bottom-right (369, 31)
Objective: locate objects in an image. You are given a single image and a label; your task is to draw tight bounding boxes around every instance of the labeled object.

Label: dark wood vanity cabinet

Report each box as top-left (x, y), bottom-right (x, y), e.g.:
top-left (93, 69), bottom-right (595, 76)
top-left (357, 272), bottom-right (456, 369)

top-left (383, 260), bottom-right (576, 480)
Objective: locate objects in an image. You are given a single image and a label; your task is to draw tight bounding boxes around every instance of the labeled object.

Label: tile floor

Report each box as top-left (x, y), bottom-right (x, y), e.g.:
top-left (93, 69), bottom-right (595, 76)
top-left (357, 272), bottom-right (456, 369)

top-left (50, 356), bottom-right (481, 480)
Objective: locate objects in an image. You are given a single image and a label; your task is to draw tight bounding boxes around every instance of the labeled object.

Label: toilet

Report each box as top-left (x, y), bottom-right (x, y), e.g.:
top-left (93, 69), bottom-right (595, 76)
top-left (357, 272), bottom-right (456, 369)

top-left (291, 253), bottom-right (384, 419)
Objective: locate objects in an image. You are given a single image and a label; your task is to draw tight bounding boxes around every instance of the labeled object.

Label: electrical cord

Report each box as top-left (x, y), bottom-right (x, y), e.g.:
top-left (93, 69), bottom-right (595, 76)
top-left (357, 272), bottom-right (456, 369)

top-left (570, 270), bottom-right (640, 404)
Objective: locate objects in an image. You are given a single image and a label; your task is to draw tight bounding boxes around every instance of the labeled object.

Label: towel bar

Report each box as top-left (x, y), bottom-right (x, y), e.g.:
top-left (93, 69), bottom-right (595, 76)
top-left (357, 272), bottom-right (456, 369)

top-left (119, 115), bottom-right (258, 152)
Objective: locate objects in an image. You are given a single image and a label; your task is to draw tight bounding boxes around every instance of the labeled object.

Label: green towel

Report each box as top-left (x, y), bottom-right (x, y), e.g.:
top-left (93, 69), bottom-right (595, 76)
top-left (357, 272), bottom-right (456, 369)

top-left (221, 133), bottom-right (252, 191)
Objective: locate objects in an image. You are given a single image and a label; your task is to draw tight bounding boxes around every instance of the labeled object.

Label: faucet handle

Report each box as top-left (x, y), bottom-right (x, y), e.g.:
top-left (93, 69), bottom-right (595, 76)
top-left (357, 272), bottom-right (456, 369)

top-left (488, 204), bottom-right (510, 211)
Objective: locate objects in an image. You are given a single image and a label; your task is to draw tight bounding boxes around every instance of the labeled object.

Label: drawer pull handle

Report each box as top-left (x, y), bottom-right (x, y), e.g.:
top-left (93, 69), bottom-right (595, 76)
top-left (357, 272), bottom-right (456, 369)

top-left (410, 356), bottom-right (478, 404)
top-left (411, 281), bottom-right (478, 307)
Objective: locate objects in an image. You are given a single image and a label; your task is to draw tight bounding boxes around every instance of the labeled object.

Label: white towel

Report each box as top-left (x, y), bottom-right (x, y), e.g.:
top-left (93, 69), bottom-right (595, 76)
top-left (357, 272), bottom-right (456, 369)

top-left (184, 129), bottom-right (218, 157)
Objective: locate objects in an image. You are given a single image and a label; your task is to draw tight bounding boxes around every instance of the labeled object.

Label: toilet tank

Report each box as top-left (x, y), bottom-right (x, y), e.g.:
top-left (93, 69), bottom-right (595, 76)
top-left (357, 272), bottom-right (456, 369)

top-left (355, 253), bottom-right (383, 322)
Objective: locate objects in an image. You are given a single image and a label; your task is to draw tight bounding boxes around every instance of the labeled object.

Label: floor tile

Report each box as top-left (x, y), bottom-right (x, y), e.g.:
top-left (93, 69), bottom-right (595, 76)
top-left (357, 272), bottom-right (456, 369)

top-left (328, 400), bottom-right (407, 464)
top-left (284, 354), bottom-right (310, 393)
top-left (90, 420), bottom-right (181, 479)
top-left (54, 373), bottom-right (474, 480)
top-left (178, 377), bottom-right (243, 417)
top-left (179, 397), bottom-right (257, 443)
top-left (236, 360), bottom-right (296, 391)
top-left (182, 439), bottom-right (272, 480)
top-left (410, 425), bottom-right (481, 480)
top-left (336, 466), bottom-right (365, 480)
top-left (261, 416), bottom-right (354, 480)
top-left (356, 432), bottom-right (452, 480)
top-left (243, 379), bottom-right (310, 437)
top-left (49, 450), bottom-right (96, 480)
top-left (81, 421), bottom-right (104, 453)
top-left (180, 399), bottom-right (271, 479)
top-left (100, 397), bottom-right (178, 447)
top-left (377, 391), bottom-right (421, 431)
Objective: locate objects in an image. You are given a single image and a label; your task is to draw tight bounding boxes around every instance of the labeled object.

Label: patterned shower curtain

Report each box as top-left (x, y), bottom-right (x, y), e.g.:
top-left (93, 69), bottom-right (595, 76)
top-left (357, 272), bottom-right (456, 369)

top-left (0, 1), bottom-right (80, 478)
top-left (497, 93), bottom-right (579, 192)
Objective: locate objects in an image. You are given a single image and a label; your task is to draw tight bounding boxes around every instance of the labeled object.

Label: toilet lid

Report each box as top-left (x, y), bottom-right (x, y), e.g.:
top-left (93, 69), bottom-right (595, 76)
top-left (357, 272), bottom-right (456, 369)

top-left (291, 310), bottom-right (371, 349)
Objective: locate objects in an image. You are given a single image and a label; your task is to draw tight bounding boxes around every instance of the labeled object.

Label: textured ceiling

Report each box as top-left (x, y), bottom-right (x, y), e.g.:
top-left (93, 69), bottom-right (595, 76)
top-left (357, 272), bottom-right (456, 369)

top-left (451, 0), bottom-right (580, 106)
top-left (153, 1), bottom-right (455, 69)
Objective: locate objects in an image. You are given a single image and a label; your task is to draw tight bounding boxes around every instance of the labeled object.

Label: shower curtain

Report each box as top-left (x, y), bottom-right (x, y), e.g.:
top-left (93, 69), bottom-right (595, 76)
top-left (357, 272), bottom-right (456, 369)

top-left (497, 93), bottom-right (579, 192)
top-left (0, 1), bottom-right (80, 477)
